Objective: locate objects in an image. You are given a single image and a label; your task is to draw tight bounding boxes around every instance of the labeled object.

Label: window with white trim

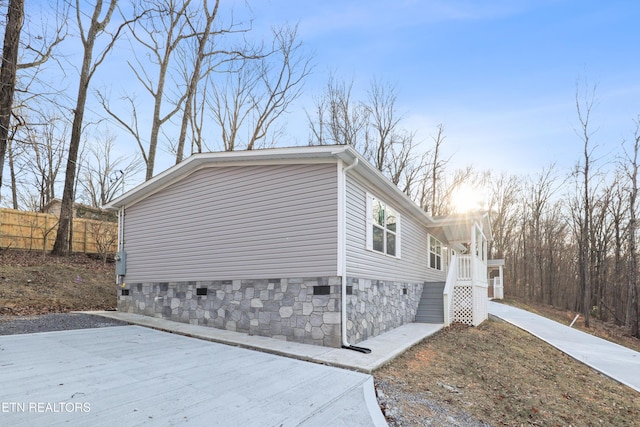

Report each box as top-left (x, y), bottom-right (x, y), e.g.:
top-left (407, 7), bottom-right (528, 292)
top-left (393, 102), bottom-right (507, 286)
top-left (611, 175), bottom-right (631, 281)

top-left (366, 194), bottom-right (400, 257)
top-left (429, 235), bottom-right (442, 270)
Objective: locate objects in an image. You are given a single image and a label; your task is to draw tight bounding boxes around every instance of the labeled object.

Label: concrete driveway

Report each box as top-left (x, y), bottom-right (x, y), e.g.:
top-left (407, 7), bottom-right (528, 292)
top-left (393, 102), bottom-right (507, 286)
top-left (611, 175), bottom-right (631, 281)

top-left (0, 325), bottom-right (386, 426)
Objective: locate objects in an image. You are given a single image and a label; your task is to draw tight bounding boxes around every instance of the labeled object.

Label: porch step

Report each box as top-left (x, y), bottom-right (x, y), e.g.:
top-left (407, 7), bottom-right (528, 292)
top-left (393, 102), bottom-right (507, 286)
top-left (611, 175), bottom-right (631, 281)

top-left (415, 281), bottom-right (445, 323)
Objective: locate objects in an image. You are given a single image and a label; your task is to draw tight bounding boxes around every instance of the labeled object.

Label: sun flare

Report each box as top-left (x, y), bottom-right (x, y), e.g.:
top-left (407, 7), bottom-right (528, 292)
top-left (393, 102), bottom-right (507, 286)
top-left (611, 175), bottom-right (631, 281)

top-left (451, 184), bottom-right (486, 213)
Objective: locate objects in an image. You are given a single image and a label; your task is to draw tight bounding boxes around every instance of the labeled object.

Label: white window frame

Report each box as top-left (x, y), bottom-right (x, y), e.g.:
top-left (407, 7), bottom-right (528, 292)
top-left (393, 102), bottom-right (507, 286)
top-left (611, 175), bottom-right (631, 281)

top-left (429, 234), bottom-right (443, 270)
top-left (366, 193), bottom-right (401, 258)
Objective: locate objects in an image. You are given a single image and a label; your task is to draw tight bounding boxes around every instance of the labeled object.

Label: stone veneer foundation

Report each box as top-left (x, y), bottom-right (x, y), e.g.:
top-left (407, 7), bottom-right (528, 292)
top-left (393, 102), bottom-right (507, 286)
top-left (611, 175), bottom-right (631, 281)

top-left (118, 277), bottom-right (342, 347)
top-left (346, 277), bottom-right (423, 344)
top-left (118, 276), bottom-right (425, 347)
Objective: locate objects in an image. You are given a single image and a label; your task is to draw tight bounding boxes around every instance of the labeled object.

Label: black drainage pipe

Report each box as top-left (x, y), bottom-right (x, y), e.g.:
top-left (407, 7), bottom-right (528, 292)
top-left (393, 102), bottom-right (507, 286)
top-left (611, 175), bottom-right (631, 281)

top-left (342, 344), bottom-right (372, 354)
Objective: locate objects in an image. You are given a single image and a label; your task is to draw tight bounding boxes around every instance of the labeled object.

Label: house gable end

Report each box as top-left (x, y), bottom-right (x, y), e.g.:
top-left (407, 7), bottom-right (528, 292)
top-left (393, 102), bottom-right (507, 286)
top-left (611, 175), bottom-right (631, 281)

top-left (122, 163), bottom-right (339, 282)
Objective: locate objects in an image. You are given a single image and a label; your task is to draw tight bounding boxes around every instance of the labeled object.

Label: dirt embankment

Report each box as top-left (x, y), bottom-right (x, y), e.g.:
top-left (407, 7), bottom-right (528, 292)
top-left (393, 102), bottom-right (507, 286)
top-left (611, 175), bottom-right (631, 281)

top-left (0, 251), bottom-right (116, 316)
top-left (375, 319), bottom-right (640, 426)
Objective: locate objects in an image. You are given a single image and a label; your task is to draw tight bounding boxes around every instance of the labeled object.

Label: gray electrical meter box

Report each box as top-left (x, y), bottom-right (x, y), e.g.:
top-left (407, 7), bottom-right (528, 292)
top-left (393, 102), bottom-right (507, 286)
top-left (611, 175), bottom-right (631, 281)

top-left (115, 251), bottom-right (127, 276)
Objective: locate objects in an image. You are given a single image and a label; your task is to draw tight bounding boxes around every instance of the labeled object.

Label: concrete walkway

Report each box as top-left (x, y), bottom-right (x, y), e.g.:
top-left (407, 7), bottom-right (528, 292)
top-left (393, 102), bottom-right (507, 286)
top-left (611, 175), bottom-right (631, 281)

top-left (488, 301), bottom-right (640, 393)
top-left (85, 311), bottom-right (444, 374)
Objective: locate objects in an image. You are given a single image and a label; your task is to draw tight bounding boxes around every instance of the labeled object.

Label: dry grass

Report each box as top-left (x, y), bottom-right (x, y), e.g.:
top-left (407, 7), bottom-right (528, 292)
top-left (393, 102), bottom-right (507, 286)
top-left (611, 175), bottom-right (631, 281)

top-left (0, 250), bottom-right (116, 316)
top-left (376, 319), bottom-right (640, 426)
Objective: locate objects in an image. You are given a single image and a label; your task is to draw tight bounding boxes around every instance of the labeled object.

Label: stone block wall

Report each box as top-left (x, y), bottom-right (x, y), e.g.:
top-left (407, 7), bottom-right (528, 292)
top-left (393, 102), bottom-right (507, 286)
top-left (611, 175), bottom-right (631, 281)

top-left (118, 277), bottom-right (342, 347)
top-left (345, 277), bottom-right (423, 344)
top-left (119, 275), bottom-right (427, 348)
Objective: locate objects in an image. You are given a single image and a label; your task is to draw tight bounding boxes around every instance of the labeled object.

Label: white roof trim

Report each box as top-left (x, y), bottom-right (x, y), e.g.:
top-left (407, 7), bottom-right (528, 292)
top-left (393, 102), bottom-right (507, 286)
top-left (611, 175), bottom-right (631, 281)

top-left (488, 259), bottom-right (505, 268)
top-left (104, 145), bottom-right (348, 210)
top-left (429, 211), bottom-right (493, 243)
top-left (103, 146), bottom-right (435, 227)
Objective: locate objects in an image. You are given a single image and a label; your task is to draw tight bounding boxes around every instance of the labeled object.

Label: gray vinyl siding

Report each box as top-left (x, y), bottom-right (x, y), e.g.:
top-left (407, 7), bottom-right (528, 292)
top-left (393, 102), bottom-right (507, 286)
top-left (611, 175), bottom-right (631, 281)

top-left (123, 163), bottom-right (338, 282)
top-left (345, 173), bottom-right (446, 283)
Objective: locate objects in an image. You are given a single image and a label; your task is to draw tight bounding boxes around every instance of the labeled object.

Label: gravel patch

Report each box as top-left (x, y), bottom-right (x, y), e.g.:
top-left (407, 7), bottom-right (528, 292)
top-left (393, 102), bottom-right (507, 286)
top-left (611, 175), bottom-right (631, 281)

top-left (0, 313), bottom-right (128, 335)
top-left (375, 378), bottom-right (492, 427)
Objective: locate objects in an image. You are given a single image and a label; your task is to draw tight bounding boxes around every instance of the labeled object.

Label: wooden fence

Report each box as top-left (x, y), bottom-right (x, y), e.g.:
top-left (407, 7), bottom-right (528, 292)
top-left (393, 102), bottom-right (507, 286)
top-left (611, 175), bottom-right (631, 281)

top-left (0, 208), bottom-right (118, 255)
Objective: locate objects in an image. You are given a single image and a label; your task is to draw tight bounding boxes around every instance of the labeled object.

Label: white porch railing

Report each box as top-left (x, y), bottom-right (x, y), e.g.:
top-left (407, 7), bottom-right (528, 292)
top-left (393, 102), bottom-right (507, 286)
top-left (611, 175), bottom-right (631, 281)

top-left (445, 254), bottom-right (488, 326)
top-left (442, 254), bottom-right (457, 327)
top-left (456, 255), bottom-right (472, 281)
top-left (457, 255), bottom-right (488, 284)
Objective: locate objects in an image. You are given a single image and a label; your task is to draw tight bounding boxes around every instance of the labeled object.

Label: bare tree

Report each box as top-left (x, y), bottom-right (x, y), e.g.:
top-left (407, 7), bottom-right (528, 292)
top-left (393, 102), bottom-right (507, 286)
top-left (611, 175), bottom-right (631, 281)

top-left (426, 166), bottom-right (479, 216)
top-left (206, 25), bottom-right (310, 152)
top-left (308, 76), bottom-right (426, 196)
top-left (541, 198), bottom-right (570, 307)
top-left (574, 82), bottom-right (598, 327)
top-left (77, 131), bottom-right (142, 207)
top-left (607, 173), bottom-right (628, 323)
top-left (188, 70), bottom-right (207, 154)
top-left (52, 0), bottom-right (121, 256)
top-left (590, 182), bottom-right (615, 319)
top-left (97, 92), bottom-right (147, 173)
top-left (382, 131), bottom-right (426, 195)
top-left (487, 172), bottom-right (521, 260)
top-left (364, 80), bottom-right (428, 195)
top-left (524, 165), bottom-right (560, 303)
top-left (245, 25), bottom-right (311, 150)
top-left (173, 0), bottom-right (220, 162)
top-left (4, 108), bottom-right (25, 209)
top-left (6, 132), bottom-right (20, 208)
top-left (15, 1), bottom-right (67, 70)
top-left (88, 220), bottom-right (117, 264)
top-left (0, 0), bottom-right (24, 191)
top-left (1, 106), bottom-right (69, 211)
top-left (208, 59), bottom-right (257, 151)
top-left (419, 124), bottom-right (449, 215)
top-left (1, 0), bottom-right (67, 196)
top-left (307, 75), bottom-right (368, 149)
top-left (122, 0), bottom-right (197, 180)
top-left (104, 0), bottom-right (271, 173)
top-left (35, 214), bottom-right (58, 258)
top-left (20, 113), bottom-right (67, 211)
top-left (623, 118), bottom-right (640, 337)
top-left (364, 79), bottom-right (401, 171)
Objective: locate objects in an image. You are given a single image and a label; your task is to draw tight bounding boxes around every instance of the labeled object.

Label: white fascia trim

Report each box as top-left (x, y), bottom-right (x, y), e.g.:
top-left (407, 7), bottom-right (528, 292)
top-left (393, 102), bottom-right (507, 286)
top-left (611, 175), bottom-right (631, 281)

top-left (104, 145), bottom-right (349, 210)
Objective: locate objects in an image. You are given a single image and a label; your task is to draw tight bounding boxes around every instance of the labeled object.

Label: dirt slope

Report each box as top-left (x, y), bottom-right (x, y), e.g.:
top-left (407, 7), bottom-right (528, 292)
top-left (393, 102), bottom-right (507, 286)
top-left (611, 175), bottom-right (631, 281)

top-left (0, 250), bottom-right (116, 316)
top-left (375, 319), bottom-right (639, 426)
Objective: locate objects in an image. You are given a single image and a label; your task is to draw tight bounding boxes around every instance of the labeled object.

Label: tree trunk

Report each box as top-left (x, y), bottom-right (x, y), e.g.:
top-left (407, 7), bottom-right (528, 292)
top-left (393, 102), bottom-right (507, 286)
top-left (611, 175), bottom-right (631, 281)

top-left (52, 0), bottom-right (117, 255)
top-left (430, 125), bottom-right (444, 216)
top-left (0, 0), bottom-right (24, 191)
top-left (628, 199), bottom-right (639, 336)
top-left (51, 56), bottom-right (91, 255)
top-left (627, 132), bottom-right (640, 337)
top-left (175, 1), bottom-right (219, 164)
top-left (8, 137), bottom-right (18, 209)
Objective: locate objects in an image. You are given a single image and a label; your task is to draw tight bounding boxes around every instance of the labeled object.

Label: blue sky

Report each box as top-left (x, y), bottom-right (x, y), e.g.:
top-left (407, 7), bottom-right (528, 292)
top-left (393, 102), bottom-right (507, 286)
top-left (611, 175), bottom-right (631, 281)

top-left (14, 0), bottom-right (640, 187)
top-left (237, 0), bottom-right (640, 175)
